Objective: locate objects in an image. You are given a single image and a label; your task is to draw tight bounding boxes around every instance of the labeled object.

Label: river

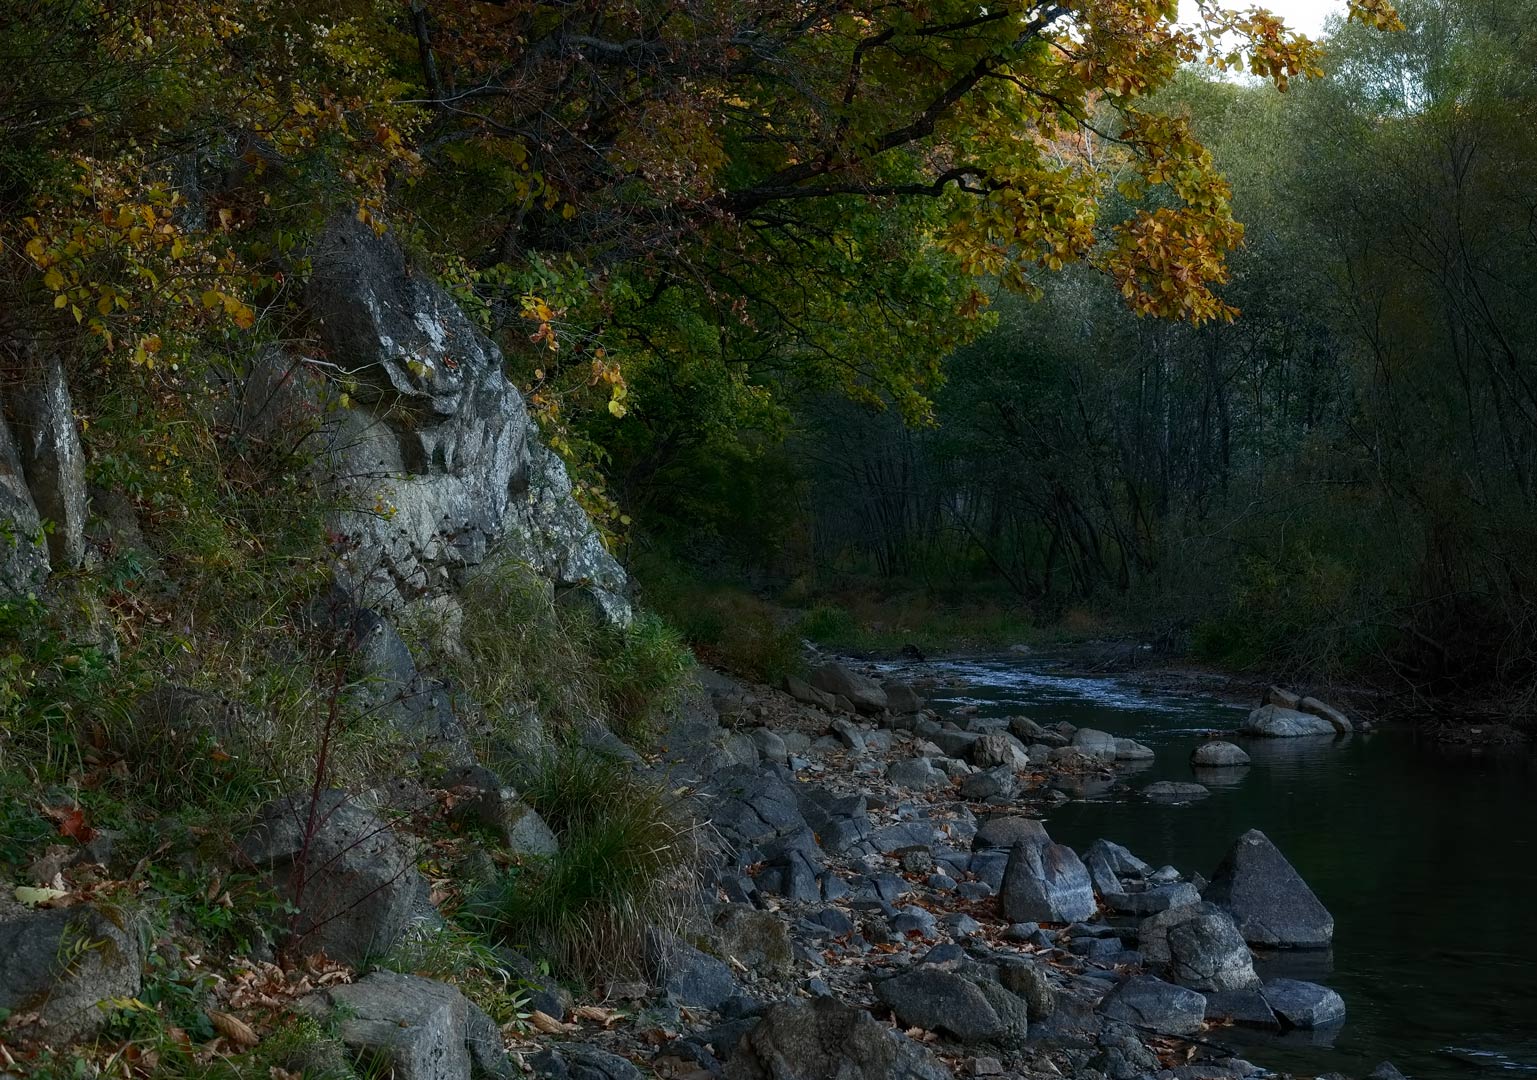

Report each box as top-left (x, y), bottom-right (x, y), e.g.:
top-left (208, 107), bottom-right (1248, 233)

top-left (882, 652), bottom-right (1537, 1079)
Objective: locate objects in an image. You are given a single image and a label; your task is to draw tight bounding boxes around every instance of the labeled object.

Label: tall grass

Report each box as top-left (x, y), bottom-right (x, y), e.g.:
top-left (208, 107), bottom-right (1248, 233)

top-left (446, 560), bottom-right (694, 747)
top-left (472, 747), bottom-right (698, 982)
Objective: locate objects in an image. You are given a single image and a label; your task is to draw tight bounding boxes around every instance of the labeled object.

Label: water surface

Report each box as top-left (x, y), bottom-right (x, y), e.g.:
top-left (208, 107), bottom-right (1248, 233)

top-left (893, 654), bottom-right (1537, 1079)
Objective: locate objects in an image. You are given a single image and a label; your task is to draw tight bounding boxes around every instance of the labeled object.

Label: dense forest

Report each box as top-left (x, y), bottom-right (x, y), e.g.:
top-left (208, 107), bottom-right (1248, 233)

top-left (1, 0), bottom-right (1533, 1078)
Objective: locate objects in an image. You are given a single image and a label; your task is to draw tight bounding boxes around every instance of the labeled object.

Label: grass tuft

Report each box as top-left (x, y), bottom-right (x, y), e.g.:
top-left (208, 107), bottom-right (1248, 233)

top-left (471, 746), bottom-right (698, 983)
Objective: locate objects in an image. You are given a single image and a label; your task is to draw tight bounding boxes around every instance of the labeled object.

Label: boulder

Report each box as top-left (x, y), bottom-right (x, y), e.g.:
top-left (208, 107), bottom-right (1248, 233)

top-left (1267, 686), bottom-right (1302, 709)
top-left (1166, 911), bottom-right (1261, 991)
top-left (530, 1046), bottom-right (641, 1080)
top-left (882, 681), bottom-right (926, 714)
top-left (930, 729), bottom-right (983, 757)
top-left (1137, 901), bottom-right (1227, 965)
top-left (809, 664), bottom-right (888, 713)
top-left (970, 733), bottom-right (1030, 769)
top-left (1190, 741), bottom-right (1250, 767)
top-left (1114, 739), bottom-right (1155, 761)
top-left (0, 901), bottom-right (142, 1040)
top-left (960, 766), bottom-right (1019, 801)
top-left (783, 675), bottom-right (837, 711)
top-left (301, 970), bottom-right (510, 1080)
top-left (875, 969), bottom-right (1007, 1043)
top-left (973, 816), bottom-right (1049, 851)
top-left (1086, 839), bottom-right (1152, 878)
top-left (749, 728), bottom-right (789, 766)
top-left (444, 769), bottom-right (558, 856)
top-left (1103, 882), bottom-right (1201, 917)
top-left (1241, 704), bottom-right (1338, 738)
top-left (1097, 975), bottom-right (1207, 1036)
top-left (715, 907), bottom-right (794, 974)
top-left (1000, 840), bottom-right (1096, 924)
top-left (725, 997), bottom-right (949, 1080)
top-left (1203, 990), bottom-right (1279, 1029)
top-left (240, 790), bottom-right (426, 965)
top-left (651, 936), bottom-right (739, 1009)
top-left (1070, 728), bottom-right (1118, 761)
top-left (1298, 696), bottom-right (1354, 734)
top-left (699, 765), bottom-right (807, 853)
top-left (997, 959), bottom-right (1057, 1019)
top-left (1261, 978), bottom-right (1347, 1029)
top-left (1205, 829), bottom-right (1334, 948)
top-left (887, 757), bottom-right (947, 790)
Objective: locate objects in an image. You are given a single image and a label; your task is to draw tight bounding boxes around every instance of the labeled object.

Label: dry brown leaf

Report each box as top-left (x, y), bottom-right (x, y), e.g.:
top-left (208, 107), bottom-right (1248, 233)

top-left (210, 1010), bottom-right (260, 1047)
top-left (571, 1005), bottom-right (620, 1027)
top-left (528, 1010), bottom-right (572, 1034)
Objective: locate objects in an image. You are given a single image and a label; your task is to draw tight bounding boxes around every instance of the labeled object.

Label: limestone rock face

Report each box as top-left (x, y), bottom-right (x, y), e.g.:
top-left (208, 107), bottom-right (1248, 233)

top-left (5, 355), bottom-right (89, 571)
top-left (0, 410), bottom-right (48, 595)
top-left (302, 216), bottom-right (629, 624)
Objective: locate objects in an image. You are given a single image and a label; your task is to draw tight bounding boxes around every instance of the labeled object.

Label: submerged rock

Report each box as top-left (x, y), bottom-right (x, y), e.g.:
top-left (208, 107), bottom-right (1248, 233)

top-left (1142, 781), bottom-right (1210, 802)
top-left (1205, 829), bottom-right (1335, 949)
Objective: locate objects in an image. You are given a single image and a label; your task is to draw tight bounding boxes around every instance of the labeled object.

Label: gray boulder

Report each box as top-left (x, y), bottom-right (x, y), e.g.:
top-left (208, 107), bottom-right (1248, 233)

top-left (1241, 704), bottom-right (1338, 738)
top-left (1166, 911), bottom-right (1261, 991)
top-left (239, 790), bottom-right (425, 965)
top-left (1000, 840), bottom-right (1096, 924)
top-left (1097, 975), bottom-right (1207, 1036)
top-left (1086, 839), bottom-right (1153, 877)
top-left (1298, 696), bottom-right (1354, 734)
top-left (882, 681), bottom-right (926, 714)
top-left (725, 997), bottom-right (949, 1080)
top-left (997, 959), bottom-right (1057, 1019)
top-left (1070, 728), bottom-right (1118, 761)
top-left (530, 1046), bottom-right (641, 1080)
top-left (715, 907), bottom-right (794, 974)
top-left (301, 970), bottom-right (510, 1080)
top-left (1205, 829), bottom-right (1334, 948)
top-left (973, 816), bottom-right (1048, 851)
top-left (1137, 901), bottom-right (1227, 965)
top-left (652, 936), bottom-right (739, 1009)
top-left (0, 902), bottom-right (141, 1040)
top-left (1191, 741), bottom-right (1250, 767)
top-left (960, 766), bottom-right (1019, 801)
top-left (750, 728), bottom-right (789, 766)
top-left (810, 664), bottom-right (887, 713)
top-left (1115, 739), bottom-right (1155, 761)
top-left (783, 675), bottom-right (837, 711)
top-left (970, 733), bottom-right (1030, 769)
top-left (1262, 978), bottom-right (1346, 1029)
top-left (875, 969), bottom-right (1007, 1042)
top-left (887, 757), bottom-right (947, 790)
top-left (1103, 882), bottom-right (1201, 916)
top-left (1203, 989), bottom-right (1279, 1029)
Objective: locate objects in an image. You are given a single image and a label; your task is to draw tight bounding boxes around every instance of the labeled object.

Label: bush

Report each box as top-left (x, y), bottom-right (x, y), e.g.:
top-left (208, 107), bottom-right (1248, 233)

top-left (472, 746), bottom-right (698, 982)
top-left (591, 611), bottom-right (695, 743)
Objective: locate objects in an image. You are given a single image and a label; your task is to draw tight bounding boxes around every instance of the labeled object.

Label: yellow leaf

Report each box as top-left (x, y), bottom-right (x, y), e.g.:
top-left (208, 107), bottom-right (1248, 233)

top-left (43, 269), bottom-right (64, 291)
top-left (25, 237), bottom-right (46, 259)
top-left (54, 294), bottom-right (68, 309)
top-left (201, 290), bottom-right (222, 309)
top-left (15, 886), bottom-right (69, 907)
top-left (607, 399), bottom-right (627, 418)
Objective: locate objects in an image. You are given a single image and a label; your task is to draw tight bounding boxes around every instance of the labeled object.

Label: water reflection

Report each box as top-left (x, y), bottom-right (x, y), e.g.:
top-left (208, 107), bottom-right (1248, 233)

top-left (882, 653), bottom-right (1537, 1080)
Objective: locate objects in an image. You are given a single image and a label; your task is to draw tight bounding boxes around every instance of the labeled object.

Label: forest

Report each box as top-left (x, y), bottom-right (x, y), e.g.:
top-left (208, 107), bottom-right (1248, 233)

top-left (1, 0), bottom-right (1533, 1078)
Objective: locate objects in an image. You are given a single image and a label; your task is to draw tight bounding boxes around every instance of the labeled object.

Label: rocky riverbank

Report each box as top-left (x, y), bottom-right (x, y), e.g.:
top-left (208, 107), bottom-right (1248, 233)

top-left (494, 661), bottom-right (1391, 1080)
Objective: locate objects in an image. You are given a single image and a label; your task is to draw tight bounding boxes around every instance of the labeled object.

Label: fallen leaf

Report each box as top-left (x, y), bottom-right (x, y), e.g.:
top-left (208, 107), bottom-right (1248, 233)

top-left (210, 1010), bottom-right (260, 1047)
top-left (14, 886), bottom-right (70, 908)
top-left (528, 1010), bottom-right (571, 1034)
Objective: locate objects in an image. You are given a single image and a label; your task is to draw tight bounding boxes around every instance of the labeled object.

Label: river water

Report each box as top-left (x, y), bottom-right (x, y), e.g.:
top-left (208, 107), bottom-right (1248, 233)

top-left (889, 653), bottom-right (1537, 1079)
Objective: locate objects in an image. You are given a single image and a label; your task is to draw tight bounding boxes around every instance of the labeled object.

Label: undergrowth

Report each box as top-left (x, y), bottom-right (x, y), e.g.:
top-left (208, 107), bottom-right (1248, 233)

top-left (444, 560), bottom-right (694, 747)
top-left (470, 746), bottom-right (698, 983)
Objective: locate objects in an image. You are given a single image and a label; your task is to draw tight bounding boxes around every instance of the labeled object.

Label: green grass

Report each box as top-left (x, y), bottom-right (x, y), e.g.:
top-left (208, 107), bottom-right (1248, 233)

top-left (470, 746), bottom-right (698, 983)
top-left (443, 559), bottom-right (695, 748)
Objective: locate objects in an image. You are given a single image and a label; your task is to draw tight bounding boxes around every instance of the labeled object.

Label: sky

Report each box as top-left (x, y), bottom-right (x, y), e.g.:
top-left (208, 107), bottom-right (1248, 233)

top-left (1178, 0), bottom-right (1347, 37)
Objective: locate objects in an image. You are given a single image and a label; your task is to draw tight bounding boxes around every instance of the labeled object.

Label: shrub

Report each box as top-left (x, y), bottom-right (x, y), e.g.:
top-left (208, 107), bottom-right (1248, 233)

top-left (591, 610), bottom-right (695, 744)
top-left (472, 746), bottom-right (698, 982)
